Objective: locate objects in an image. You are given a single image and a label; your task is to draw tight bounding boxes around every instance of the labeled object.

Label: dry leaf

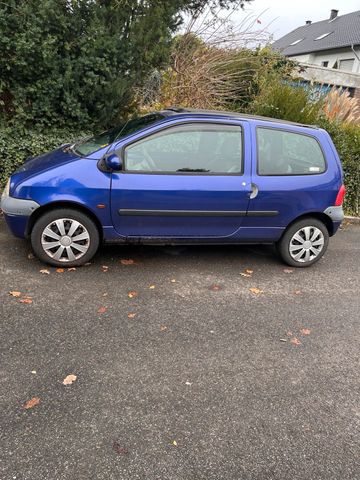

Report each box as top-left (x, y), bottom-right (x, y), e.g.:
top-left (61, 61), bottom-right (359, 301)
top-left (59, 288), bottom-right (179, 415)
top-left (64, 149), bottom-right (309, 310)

top-left (160, 325), bottom-right (167, 331)
top-left (287, 331), bottom-right (293, 336)
top-left (249, 287), bottom-right (263, 295)
top-left (128, 291), bottom-right (138, 299)
top-left (56, 268), bottom-right (64, 273)
top-left (149, 285), bottom-right (155, 289)
top-left (102, 265), bottom-right (109, 272)
top-left (23, 396), bottom-right (40, 409)
top-left (67, 267), bottom-right (76, 272)
top-left (39, 269), bottom-right (50, 275)
top-left (300, 328), bottom-right (311, 335)
top-left (245, 269), bottom-right (253, 274)
top-left (240, 272), bottom-right (251, 277)
top-left (209, 284), bottom-right (222, 291)
top-left (127, 313), bottom-right (136, 319)
top-left (103, 292), bottom-right (108, 297)
top-left (120, 259), bottom-right (136, 265)
top-left (9, 291), bottom-right (21, 297)
top-left (290, 337), bottom-right (302, 346)
top-left (280, 338), bottom-right (287, 342)
top-left (98, 306), bottom-right (107, 314)
top-left (170, 279), bottom-right (176, 283)
top-left (172, 440), bottom-right (177, 446)
top-left (112, 441), bottom-right (129, 455)
top-left (283, 269), bottom-right (294, 274)
top-left (294, 290), bottom-right (302, 295)
top-left (63, 374), bottom-right (77, 385)
top-left (31, 370), bottom-right (36, 374)
top-left (19, 298), bottom-right (33, 304)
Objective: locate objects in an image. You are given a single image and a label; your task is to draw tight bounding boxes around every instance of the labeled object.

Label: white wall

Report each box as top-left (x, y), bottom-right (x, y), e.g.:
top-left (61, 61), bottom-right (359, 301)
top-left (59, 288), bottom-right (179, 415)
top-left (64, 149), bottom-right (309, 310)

top-left (289, 47), bottom-right (360, 73)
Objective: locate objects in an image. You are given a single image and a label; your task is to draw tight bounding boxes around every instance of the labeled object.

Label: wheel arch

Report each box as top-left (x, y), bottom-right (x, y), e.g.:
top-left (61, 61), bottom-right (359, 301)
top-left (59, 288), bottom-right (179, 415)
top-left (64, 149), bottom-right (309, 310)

top-left (282, 212), bottom-right (334, 238)
top-left (26, 201), bottom-right (103, 241)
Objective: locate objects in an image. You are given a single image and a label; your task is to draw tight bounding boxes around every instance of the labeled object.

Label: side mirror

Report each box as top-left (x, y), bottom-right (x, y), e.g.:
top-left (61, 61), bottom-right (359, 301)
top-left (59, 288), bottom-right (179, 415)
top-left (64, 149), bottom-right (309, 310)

top-left (104, 153), bottom-right (122, 171)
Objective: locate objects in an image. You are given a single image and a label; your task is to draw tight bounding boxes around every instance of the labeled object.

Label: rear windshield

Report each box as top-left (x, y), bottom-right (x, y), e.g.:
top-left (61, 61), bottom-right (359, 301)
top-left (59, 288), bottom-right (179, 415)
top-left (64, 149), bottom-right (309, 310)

top-left (73, 113), bottom-right (165, 156)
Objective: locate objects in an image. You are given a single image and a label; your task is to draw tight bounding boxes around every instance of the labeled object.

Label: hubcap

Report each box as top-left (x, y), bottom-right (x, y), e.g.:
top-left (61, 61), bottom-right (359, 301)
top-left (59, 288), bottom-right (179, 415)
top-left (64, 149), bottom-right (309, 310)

top-left (289, 226), bottom-right (325, 263)
top-left (41, 218), bottom-right (90, 262)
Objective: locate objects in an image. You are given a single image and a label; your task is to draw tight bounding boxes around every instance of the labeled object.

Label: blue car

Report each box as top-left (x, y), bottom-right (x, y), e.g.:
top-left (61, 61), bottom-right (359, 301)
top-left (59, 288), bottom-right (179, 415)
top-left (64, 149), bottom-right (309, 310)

top-left (1, 108), bottom-right (345, 267)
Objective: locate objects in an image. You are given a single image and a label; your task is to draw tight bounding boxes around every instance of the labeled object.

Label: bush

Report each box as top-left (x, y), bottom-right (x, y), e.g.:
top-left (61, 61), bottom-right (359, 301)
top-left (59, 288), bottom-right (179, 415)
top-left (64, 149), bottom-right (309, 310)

top-left (318, 118), bottom-right (360, 215)
top-left (0, 128), bottom-right (90, 187)
top-left (249, 77), bottom-right (323, 125)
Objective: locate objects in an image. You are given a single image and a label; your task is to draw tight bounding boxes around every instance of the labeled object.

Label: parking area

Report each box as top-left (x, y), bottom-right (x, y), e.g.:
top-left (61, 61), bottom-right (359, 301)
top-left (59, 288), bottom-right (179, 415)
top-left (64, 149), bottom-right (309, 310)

top-left (1, 216), bottom-right (360, 480)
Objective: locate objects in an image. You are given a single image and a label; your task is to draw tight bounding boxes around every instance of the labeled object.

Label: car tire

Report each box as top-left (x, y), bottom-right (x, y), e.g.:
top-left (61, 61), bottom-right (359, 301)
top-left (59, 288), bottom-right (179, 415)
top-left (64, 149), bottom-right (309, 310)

top-left (31, 208), bottom-right (100, 267)
top-left (277, 217), bottom-right (329, 268)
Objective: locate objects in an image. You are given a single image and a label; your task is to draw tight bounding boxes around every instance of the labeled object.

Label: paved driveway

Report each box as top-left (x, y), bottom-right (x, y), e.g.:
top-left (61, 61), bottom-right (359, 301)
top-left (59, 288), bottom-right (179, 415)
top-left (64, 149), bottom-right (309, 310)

top-left (1, 216), bottom-right (360, 480)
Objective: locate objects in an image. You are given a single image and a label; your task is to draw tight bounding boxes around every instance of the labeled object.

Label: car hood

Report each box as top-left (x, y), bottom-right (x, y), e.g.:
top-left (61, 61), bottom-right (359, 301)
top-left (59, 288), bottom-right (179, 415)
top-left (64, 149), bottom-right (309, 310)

top-left (10, 147), bottom-right (82, 193)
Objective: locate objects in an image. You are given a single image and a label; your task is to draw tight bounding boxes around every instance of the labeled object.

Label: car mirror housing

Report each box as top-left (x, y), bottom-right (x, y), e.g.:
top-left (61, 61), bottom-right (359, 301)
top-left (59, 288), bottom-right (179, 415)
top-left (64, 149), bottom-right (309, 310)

top-left (104, 153), bottom-right (122, 171)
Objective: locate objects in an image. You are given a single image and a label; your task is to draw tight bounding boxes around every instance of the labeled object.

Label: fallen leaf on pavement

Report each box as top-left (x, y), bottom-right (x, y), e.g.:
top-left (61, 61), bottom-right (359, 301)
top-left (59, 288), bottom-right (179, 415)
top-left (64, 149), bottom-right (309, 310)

top-left (172, 440), bottom-right (177, 446)
top-left (9, 291), bottom-right (21, 297)
top-left (249, 287), bottom-right (263, 295)
top-left (98, 306), bottom-right (107, 314)
top-left (102, 265), bottom-right (109, 272)
top-left (39, 269), bottom-right (50, 275)
top-left (23, 396), bottom-right (40, 409)
top-left (63, 374), bottom-right (77, 385)
top-left (120, 259), bottom-right (136, 265)
top-left (31, 370), bottom-right (36, 374)
top-left (112, 441), bottom-right (129, 455)
top-left (67, 267), bottom-right (76, 272)
top-left (19, 298), bottom-right (33, 304)
top-left (127, 313), bottom-right (136, 319)
top-left (294, 290), bottom-right (302, 295)
top-left (283, 269), bottom-right (294, 274)
top-left (209, 284), bottom-right (222, 291)
top-left (280, 338), bottom-right (287, 342)
top-left (290, 337), bottom-right (302, 346)
top-left (287, 331), bottom-right (293, 336)
top-left (160, 325), bottom-right (167, 331)
top-left (185, 381), bottom-right (192, 386)
top-left (170, 279), bottom-right (176, 283)
top-left (149, 285), bottom-right (155, 289)
top-left (56, 268), bottom-right (64, 273)
top-left (300, 328), bottom-right (311, 335)
top-left (128, 291), bottom-right (138, 299)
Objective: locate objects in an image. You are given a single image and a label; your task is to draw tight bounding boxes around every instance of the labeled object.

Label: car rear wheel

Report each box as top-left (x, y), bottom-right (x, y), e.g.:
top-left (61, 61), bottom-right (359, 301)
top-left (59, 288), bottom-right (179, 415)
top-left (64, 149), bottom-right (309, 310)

top-left (31, 208), bottom-right (100, 267)
top-left (277, 218), bottom-right (329, 268)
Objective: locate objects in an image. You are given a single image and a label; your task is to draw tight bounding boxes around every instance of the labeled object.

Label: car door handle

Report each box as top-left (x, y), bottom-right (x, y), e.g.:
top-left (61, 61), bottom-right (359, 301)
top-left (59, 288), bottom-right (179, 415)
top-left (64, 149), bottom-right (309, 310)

top-left (249, 183), bottom-right (258, 199)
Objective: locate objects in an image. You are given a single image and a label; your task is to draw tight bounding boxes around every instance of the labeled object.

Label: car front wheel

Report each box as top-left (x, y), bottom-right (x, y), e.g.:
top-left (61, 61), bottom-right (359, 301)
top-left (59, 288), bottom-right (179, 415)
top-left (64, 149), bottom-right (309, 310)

top-left (277, 218), bottom-right (329, 268)
top-left (31, 208), bottom-right (100, 267)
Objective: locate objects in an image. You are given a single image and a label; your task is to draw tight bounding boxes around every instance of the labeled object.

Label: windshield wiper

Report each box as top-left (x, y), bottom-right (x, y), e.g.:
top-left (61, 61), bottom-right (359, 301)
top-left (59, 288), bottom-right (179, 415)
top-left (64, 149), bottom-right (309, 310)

top-left (177, 168), bottom-right (210, 172)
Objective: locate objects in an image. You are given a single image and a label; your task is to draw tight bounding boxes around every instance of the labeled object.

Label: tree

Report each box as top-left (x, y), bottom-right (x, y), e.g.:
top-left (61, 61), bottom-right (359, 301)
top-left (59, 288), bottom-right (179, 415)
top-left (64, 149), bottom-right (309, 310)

top-left (0, 0), bottom-right (251, 129)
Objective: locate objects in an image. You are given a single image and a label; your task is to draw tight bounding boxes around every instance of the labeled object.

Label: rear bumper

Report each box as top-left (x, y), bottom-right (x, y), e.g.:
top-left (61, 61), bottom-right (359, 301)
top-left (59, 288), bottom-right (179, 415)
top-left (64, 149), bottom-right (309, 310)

top-left (324, 206), bottom-right (344, 235)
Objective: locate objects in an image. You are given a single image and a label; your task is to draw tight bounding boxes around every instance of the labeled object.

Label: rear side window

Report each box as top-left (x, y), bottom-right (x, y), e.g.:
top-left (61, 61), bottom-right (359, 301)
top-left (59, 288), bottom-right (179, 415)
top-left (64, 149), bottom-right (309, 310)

top-left (257, 128), bottom-right (326, 175)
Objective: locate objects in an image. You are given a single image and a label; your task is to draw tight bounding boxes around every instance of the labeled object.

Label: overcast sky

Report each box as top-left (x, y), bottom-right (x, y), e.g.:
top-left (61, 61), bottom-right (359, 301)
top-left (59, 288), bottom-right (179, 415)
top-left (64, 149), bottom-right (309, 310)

top-left (236, 0), bottom-right (360, 39)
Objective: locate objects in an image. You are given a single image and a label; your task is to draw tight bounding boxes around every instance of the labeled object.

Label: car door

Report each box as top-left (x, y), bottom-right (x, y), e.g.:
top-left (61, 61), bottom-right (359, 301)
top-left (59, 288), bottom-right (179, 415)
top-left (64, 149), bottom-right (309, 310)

top-left (110, 119), bottom-right (251, 238)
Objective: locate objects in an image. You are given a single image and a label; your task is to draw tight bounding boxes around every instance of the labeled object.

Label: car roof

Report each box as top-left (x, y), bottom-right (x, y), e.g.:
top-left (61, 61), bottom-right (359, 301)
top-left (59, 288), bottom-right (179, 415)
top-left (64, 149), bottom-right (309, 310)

top-left (160, 107), bottom-right (319, 129)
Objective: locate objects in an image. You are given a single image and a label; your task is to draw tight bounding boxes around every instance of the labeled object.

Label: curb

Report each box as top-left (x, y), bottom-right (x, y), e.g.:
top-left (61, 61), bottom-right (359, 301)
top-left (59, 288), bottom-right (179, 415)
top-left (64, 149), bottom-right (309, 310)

top-left (344, 215), bottom-right (360, 225)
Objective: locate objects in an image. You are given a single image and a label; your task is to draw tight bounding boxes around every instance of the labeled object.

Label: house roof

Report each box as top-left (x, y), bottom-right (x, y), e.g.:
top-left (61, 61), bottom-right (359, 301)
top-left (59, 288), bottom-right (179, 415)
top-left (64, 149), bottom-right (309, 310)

top-left (272, 10), bottom-right (360, 57)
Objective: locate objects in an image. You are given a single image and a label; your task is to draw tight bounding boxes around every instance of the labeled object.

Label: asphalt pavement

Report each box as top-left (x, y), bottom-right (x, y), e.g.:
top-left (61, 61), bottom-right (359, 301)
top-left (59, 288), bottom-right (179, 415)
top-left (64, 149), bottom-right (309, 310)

top-left (1, 216), bottom-right (360, 480)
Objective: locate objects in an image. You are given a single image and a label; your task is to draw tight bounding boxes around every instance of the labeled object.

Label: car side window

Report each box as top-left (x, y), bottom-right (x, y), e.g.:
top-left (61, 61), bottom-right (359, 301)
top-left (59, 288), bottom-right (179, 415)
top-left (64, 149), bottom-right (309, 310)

top-left (123, 123), bottom-right (243, 174)
top-left (257, 128), bottom-right (326, 176)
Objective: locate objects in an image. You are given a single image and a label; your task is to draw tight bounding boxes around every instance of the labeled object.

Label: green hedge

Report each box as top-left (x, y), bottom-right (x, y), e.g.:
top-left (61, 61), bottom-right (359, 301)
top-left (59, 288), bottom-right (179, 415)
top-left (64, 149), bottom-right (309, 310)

top-left (318, 119), bottom-right (360, 216)
top-left (0, 128), bottom-right (90, 187)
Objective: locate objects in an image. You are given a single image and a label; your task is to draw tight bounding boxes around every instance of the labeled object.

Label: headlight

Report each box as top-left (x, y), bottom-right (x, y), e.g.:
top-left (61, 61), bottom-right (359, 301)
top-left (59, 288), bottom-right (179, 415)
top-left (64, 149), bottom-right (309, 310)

top-left (2, 178), bottom-right (10, 198)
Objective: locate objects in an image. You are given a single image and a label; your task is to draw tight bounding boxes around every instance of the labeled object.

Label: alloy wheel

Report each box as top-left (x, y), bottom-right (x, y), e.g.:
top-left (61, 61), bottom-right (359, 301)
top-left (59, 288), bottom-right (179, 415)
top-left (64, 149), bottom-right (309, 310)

top-left (289, 226), bottom-right (325, 263)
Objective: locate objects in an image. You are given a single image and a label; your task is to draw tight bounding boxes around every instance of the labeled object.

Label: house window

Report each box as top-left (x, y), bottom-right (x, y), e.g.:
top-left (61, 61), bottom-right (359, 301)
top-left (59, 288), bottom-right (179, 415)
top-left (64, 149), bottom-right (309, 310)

top-left (289, 38), bottom-right (304, 46)
top-left (338, 59), bottom-right (355, 72)
top-left (315, 32), bottom-right (332, 40)
top-left (321, 61), bottom-right (329, 67)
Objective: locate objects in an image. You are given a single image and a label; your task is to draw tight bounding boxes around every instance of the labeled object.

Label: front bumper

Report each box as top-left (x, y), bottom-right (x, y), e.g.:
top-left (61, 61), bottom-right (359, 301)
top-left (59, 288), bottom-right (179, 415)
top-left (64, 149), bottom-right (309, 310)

top-left (1, 196), bottom-right (40, 239)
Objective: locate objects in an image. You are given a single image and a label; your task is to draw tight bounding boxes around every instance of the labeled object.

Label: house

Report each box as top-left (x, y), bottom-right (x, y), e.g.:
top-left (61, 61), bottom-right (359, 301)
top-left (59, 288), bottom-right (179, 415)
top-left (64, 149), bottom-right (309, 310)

top-left (272, 9), bottom-right (360, 100)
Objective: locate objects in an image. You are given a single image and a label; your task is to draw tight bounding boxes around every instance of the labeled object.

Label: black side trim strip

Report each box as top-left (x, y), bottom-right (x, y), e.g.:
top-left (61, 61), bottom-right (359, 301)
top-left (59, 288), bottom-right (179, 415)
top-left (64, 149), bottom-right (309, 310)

top-left (247, 211), bottom-right (278, 217)
top-left (118, 209), bottom-right (279, 217)
top-left (119, 209), bottom-right (247, 217)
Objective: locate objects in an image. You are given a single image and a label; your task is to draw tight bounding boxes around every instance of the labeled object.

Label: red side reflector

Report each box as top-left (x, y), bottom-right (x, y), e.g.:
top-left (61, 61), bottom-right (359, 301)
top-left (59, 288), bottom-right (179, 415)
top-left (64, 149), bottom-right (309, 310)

top-left (335, 184), bottom-right (346, 206)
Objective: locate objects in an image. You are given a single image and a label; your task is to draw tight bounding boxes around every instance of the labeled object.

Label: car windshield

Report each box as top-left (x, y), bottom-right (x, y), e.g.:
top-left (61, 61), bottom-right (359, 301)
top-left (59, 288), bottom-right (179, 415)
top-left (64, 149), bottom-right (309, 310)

top-left (73, 113), bottom-right (165, 156)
